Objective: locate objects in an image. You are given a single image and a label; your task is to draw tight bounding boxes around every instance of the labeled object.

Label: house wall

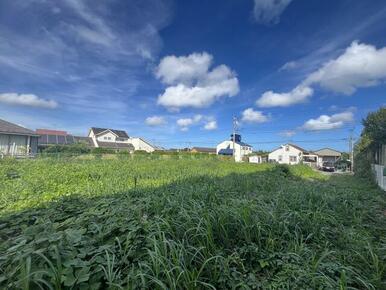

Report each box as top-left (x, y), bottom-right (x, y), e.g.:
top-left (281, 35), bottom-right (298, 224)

top-left (216, 140), bottom-right (252, 162)
top-left (129, 138), bottom-right (155, 153)
top-left (268, 145), bottom-right (302, 165)
top-left (0, 134), bottom-right (37, 156)
top-left (96, 131), bottom-right (117, 142)
top-left (249, 156), bottom-right (262, 164)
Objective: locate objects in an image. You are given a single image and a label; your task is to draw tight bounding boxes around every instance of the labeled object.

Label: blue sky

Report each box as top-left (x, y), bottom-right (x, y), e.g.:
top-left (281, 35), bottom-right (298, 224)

top-left (0, 0), bottom-right (385, 151)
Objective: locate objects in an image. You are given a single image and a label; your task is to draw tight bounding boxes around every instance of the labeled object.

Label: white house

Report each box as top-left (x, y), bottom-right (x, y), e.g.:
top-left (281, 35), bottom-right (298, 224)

top-left (249, 155), bottom-right (263, 164)
top-left (268, 143), bottom-right (318, 165)
top-left (0, 118), bottom-right (39, 157)
top-left (217, 134), bottom-right (253, 162)
top-left (314, 148), bottom-right (342, 167)
top-left (88, 127), bottom-right (158, 153)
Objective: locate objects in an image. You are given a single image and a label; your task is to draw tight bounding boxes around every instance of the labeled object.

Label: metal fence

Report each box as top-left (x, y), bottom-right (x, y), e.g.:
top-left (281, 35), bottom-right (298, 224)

top-left (370, 144), bottom-right (386, 191)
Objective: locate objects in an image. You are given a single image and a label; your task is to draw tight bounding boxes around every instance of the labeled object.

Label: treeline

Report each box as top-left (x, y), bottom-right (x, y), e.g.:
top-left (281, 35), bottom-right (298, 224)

top-left (355, 107), bottom-right (386, 179)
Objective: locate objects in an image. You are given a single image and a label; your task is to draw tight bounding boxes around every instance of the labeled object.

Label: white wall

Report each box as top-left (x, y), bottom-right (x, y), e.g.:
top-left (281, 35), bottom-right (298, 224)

top-left (216, 140), bottom-right (252, 162)
top-left (130, 138), bottom-right (155, 153)
top-left (96, 131), bottom-right (117, 142)
top-left (372, 164), bottom-right (386, 191)
top-left (268, 145), bottom-right (302, 165)
top-left (0, 134), bottom-right (29, 156)
top-left (249, 156), bottom-right (262, 163)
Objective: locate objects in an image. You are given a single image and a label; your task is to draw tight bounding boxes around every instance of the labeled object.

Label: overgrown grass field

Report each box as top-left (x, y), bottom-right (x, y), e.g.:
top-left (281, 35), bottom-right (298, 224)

top-left (0, 157), bottom-right (385, 289)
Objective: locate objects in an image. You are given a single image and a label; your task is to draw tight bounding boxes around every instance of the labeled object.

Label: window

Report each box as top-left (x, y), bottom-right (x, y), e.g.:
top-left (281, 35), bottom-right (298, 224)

top-left (290, 156), bottom-right (297, 162)
top-left (107, 137), bottom-right (111, 140)
top-left (278, 155), bottom-right (283, 162)
top-left (104, 137), bottom-right (107, 140)
top-left (285, 145), bottom-right (289, 151)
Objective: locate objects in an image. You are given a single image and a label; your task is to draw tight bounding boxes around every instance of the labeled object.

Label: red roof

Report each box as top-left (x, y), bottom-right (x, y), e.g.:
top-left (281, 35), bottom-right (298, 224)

top-left (36, 129), bottom-right (68, 136)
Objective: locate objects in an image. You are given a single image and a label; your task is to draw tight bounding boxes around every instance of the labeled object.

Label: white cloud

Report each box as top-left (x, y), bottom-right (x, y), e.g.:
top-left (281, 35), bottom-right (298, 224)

top-left (0, 93), bottom-right (58, 109)
top-left (155, 52), bottom-right (212, 85)
top-left (302, 110), bottom-right (354, 131)
top-left (280, 130), bottom-right (296, 137)
top-left (256, 85), bottom-right (313, 107)
top-left (145, 115), bottom-right (166, 126)
top-left (304, 41), bottom-right (386, 94)
top-left (176, 114), bottom-right (203, 131)
top-left (253, 0), bottom-right (293, 24)
top-left (204, 120), bottom-right (217, 130)
top-left (279, 61), bottom-right (298, 71)
top-left (156, 52), bottom-right (239, 110)
top-left (241, 108), bottom-right (270, 123)
top-left (257, 41), bottom-right (386, 107)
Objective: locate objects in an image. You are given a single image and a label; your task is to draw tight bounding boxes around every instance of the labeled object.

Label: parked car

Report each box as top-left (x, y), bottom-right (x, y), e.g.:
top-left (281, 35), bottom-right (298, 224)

top-left (321, 161), bottom-right (335, 172)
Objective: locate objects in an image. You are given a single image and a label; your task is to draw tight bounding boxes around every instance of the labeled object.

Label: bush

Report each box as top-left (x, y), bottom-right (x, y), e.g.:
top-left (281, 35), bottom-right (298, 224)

top-left (41, 143), bottom-right (91, 154)
top-left (91, 147), bottom-right (115, 154)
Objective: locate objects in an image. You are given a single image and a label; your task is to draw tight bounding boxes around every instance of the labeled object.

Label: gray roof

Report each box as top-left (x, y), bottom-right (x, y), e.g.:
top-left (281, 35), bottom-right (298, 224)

top-left (236, 141), bottom-right (252, 147)
top-left (96, 141), bottom-right (134, 150)
top-left (314, 148), bottom-right (341, 157)
top-left (91, 127), bottom-right (129, 138)
top-left (0, 118), bottom-right (38, 136)
top-left (191, 147), bottom-right (216, 153)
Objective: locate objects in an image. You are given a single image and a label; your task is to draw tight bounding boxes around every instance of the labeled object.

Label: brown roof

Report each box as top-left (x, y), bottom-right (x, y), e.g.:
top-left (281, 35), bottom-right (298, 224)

top-left (191, 147), bottom-right (216, 153)
top-left (0, 118), bottom-right (39, 136)
top-left (36, 129), bottom-right (68, 136)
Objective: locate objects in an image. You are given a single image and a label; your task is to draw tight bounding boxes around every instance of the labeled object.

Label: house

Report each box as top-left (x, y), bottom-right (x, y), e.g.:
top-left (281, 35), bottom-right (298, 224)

top-left (268, 143), bottom-right (318, 166)
top-left (216, 134), bottom-right (253, 162)
top-left (88, 127), bottom-right (134, 152)
top-left (249, 154), bottom-right (268, 164)
top-left (88, 127), bottom-right (158, 153)
top-left (191, 147), bottom-right (216, 154)
top-left (36, 129), bottom-right (93, 150)
top-left (314, 148), bottom-right (342, 167)
top-left (0, 118), bottom-right (39, 156)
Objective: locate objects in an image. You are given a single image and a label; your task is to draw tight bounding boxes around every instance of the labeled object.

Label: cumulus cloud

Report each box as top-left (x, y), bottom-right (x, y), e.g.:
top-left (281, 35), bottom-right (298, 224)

top-left (176, 114), bottom-right (203, 131)
top-left (0, 93), bottom-right (58, 109)
top-left (256, 41), bottom-right (386, 107)
top-left (304, 41), bottom-right (386, 94)
top-left (145, 115), bottom-right (166, 126)
top-left (204, 120), bottom-right (217, 130)
top-left (156, 52), bottom-right (239, 110)
top-left (302, 110), bottom-right (354, 131)
top-left (256, 85), bottom-right (313, 107)
top-left (253, 0), bottom-right (293, 25)
top-left (241, 108), bottom-right (270, 123)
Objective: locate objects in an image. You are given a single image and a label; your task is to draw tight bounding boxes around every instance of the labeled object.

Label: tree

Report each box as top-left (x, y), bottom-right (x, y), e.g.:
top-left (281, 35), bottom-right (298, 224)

top-left (354, 106), bottom-right (386, 178)
top-left (362, 107), bottom-right (386, 146)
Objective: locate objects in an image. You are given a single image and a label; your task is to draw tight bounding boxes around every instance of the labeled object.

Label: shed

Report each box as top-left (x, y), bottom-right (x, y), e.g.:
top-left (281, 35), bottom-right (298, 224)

top-left (0, 118), bottom-right (39, 156)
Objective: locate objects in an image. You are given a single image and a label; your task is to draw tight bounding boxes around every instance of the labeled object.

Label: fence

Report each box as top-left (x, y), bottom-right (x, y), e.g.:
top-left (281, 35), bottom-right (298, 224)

top-left (372, 164), bottom-right (386, 191)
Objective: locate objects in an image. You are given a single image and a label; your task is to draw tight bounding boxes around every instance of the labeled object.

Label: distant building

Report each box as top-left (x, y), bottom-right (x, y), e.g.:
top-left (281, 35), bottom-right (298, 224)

top-left (36, 129), bottom-right (93, 150)
top-left (269, 143), bottom-right (318, 166)
top-left (88, 127), bottom-right (159, 153)
top-left (191, 147), bottom-right (216, 154)
top-left (314, 148), bottom-right (342, 167)
top-left (249, 155), bottom-right (268, 164)
top-left (0, 118), bottom-right (39, 156)
top-left (216, 134), bottom-right (252, 162)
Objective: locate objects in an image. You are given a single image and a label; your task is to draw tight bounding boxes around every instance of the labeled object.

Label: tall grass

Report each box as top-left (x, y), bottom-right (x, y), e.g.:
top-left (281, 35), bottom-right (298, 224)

top-left (0, 158), bottom-right (385, 289)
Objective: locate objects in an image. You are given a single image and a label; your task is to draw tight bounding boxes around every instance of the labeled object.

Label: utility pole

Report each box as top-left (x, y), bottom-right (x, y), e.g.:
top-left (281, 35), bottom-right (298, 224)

top-left (232, 117), bottom-right (237, 161)
top-left (349, 128), bottom-right (354, 173)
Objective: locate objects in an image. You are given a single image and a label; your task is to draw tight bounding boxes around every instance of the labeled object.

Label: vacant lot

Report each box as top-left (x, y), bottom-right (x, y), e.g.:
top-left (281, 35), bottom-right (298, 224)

top-left (0, 157), bottom-right (385, 289)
